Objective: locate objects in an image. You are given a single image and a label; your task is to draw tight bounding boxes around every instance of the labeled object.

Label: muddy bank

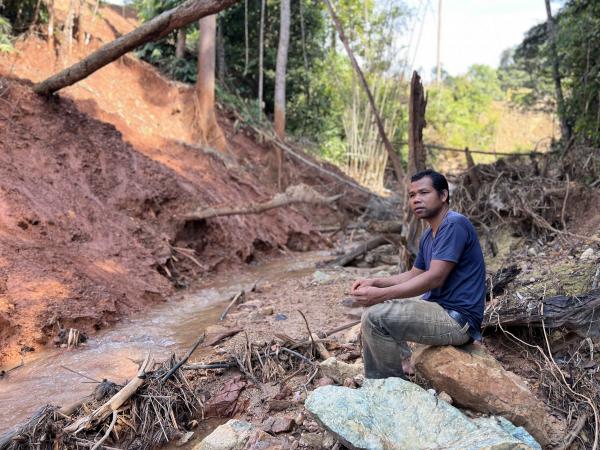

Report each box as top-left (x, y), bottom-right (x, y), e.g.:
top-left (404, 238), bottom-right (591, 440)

top-left (0, 78), bottom-right (338, 364)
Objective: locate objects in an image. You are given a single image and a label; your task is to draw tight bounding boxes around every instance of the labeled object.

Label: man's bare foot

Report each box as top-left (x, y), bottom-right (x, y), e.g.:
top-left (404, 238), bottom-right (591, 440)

top-left (402, 358), bottom-right (415, 376)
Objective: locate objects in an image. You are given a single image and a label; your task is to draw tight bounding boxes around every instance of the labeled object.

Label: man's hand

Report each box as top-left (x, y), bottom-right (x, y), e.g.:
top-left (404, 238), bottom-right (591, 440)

top-left (351, 278), bottom-right (376, 294)
top-left (351, 286), bottom-right (387, 307)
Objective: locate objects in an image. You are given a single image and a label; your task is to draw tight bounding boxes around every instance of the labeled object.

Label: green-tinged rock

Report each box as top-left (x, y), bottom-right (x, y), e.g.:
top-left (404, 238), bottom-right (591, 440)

top-left (305, 378), bottom-right (541, 450)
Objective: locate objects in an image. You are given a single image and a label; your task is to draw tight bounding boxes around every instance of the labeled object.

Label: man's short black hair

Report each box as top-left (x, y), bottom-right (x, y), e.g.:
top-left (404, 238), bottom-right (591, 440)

top-left (411, 169), bottom-right (450, 204)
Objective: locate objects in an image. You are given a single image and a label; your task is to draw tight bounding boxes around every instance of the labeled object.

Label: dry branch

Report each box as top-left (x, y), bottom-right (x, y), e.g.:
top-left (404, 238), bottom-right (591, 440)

top-left (64, 354), bottom-right (152, 433)
top-left (34, 0), bottom-right (240, 95)
top-left (185, 184), bottom-right (342, 221)
top-left (220, 290), bottom-right (245, 321)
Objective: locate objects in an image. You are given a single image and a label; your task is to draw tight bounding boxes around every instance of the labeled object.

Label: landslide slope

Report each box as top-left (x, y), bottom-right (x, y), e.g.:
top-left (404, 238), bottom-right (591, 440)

top-left (0, 3), bottom-right (359, 363)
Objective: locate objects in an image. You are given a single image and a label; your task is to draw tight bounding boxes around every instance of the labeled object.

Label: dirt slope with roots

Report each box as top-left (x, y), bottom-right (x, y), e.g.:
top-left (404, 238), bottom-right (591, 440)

top-left (0, 3), bottom-right (362, 364)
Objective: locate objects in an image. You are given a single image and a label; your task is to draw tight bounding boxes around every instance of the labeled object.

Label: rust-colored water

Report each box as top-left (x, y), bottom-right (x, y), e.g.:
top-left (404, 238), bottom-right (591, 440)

top-left (0, 251), bottom-right (325, 433)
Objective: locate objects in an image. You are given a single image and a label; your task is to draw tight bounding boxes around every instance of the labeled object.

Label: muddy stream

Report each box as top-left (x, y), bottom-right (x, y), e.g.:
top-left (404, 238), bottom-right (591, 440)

top-left (0, 251), bottom-right (327, 433)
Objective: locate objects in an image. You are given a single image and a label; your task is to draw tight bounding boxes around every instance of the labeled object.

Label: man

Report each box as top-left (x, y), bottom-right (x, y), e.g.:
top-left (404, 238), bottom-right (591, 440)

top-left (351, 169), bottom-right (485, 379)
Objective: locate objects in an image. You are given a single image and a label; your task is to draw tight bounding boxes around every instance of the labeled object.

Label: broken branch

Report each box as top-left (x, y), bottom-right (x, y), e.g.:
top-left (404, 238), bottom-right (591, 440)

top-left (184, 184), bottom-right (342, 221)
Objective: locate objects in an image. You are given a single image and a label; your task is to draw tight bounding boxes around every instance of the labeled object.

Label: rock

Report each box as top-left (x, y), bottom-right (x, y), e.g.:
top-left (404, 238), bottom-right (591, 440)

top-left (322, 432), bottom-right (336, 449)
top-left (319, 357), bottom-right (363, 384)
top-left (299, 432), bottom-right (324, 448)
top-left (272, 417), bottom-right (295, 434)
top-left (267, 399), bottom-right (293, 412)
top-left (316, 376), bottom-right (334, 387)
top-left (341, 323), bottom-right (361, 344)
top-left (204, 375), bottom-right (247, 418)
top-left (438, 391), bottom-right (453, 405)
top-left (312, 270), bottom-right (331, 283)
top-left (527, 247), bottom-right (537, 257)
top-left (580, 247), bottom-right (595, 260)
top-left (305, 378), bottom-right (541, 450)
top-left (193, 419), bottom-right (254, 450)
top-left (412, 343), bottom-right (553, 447)
top-left (243, 429), bottom-right (284, 450)
top-left (260, 306), bottom-right (274, 316)
top-left (263, 416), bottom-right (295, 434)
top-left (275, 313), bottom-right (287, 321)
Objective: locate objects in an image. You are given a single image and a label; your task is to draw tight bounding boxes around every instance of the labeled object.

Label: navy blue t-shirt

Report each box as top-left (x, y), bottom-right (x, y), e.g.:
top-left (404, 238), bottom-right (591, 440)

top-left (414, 211), bottom-right (485, 340)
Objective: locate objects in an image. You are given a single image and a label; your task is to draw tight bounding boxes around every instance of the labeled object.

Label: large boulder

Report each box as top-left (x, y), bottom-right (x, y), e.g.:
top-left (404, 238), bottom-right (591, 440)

top-left (305, 378), bottom-right (541, 450)
top-left (412, 343), bottom-right (555, 447)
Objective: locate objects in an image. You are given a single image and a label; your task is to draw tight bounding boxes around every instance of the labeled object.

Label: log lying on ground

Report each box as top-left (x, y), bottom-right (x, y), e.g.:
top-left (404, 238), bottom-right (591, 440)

top-left (484, 288), bottom-right (600, 337)
top-left (184, 184), bottom-right (342, 220)
top-left (324, 236), bottom-right (390, 267)
top-left (33, 0), bottom-right (240, 95)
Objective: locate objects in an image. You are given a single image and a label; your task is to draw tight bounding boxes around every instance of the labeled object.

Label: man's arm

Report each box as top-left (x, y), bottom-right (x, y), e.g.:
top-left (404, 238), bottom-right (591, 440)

top-left (352, 260), bottom-right (455, 306)
top-left (351, 267), bottom-right (423, 293)
top-left (373, 267), bottom-right (424, 287)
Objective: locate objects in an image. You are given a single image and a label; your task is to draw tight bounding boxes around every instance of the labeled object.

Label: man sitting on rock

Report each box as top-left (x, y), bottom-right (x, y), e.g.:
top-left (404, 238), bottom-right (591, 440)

top-left (351, 169), bottom-right (485, 379)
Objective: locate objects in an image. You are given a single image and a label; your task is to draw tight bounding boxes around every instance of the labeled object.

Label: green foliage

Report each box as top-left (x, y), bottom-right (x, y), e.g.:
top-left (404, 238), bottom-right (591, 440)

top-left (0, 0), bottom-right (46, 33)
top-left (0, 15), bottom-right (13, 53)
top-left (426, 65), bottom-right (501, 151)
top-left (501, 0), bottom-right (600, 145)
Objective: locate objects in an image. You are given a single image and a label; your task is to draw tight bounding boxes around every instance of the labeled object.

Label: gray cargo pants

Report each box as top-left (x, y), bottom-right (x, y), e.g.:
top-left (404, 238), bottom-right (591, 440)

top-left (361, 298), bottom-right (470, 379)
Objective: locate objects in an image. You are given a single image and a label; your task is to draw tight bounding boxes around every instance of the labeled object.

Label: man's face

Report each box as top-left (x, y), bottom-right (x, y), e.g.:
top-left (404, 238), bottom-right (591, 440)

top-left (408, 176), bottom-right (447, 219)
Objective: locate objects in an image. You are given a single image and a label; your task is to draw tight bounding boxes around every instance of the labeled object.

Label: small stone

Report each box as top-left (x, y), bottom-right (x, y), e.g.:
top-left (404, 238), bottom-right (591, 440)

top-left (322, 432), bottom-right (336, 449)
top-left (316, 377), bottom-right (334, 387)
top-left (319, 357), bottom-right (363, 384)
top-left (527, 247), bottom-right (537, 257)
top-left (293, 390), bottom-right (306, 404)
top-left (275, 313), bottom-right (288, 321)
top-left (580, 247), bottom-right (595, 260)
top-left (192, 419), bottom-right (254, 450)
top-left (342, 377), bottom-right (356, 388)
top-left (260, 306), bottom-right (274, 316)
top-left (529, 277), bottom-right (536, 283)
top-left (294, 412), bottom-right (305, 426)
top-left (300, 432), bottom-right (323, 448)
top-left (427, 388), bottom-right (437, 396)
top-left (438, 391), bottom-right (453, 405)
top-left (303, 420), bottom-right (320, 433)
top-left (353, 374), bottom-right (365, 387)
top-left (312, 270), bottom-right (331, 283)
top-left (270, 417), bottom-right (295, 434)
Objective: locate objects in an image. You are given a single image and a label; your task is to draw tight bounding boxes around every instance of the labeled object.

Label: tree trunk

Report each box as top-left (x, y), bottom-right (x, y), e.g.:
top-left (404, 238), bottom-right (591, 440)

top-left (64, 0), bottom-right (75, 53)
top-left (273, 0), bottom-right (290, 189)
top-left (274, 0), bottom-right (290, 139)
top-left (400, 71), bottom-right (427, 270)
top-left (33, 0), bottom-right (241, 95)
top-left (176, 28), bottom-right (186, 58)
top-left (45, 0), bottom-right (55, 50)
top-left (216, 18), bottom-right (226, 84)
top-left (257, 0), bottom-right (266, 115)
top-left (323, 0), bottom-right (405, 187)
top-left (544, 0), bottom-right (570, 140)
top-left (194, 14), bottom-right (226, 149)
top-left (73, 0), bottom-right (84, 45)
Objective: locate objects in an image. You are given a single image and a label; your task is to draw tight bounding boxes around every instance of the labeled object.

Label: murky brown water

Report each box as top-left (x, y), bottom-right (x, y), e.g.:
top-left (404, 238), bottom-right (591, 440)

top-left (0, 251), bottom-right (326, 433)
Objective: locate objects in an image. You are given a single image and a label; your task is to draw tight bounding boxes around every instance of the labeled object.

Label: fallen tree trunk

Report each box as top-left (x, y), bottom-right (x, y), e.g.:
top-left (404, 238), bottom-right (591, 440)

top-left (484, 289), bottom-right (600, 337)
top-left (184, 184), bottom-right (342, 220)
top-left (325, 236), bottom-right (390, 267)
top-left (33, 0), bottom-right (240, 95)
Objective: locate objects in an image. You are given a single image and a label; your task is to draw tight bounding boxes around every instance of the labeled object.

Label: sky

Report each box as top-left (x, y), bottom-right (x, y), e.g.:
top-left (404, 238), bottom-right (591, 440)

top-left (402, 0), bottom-right (555, 80)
